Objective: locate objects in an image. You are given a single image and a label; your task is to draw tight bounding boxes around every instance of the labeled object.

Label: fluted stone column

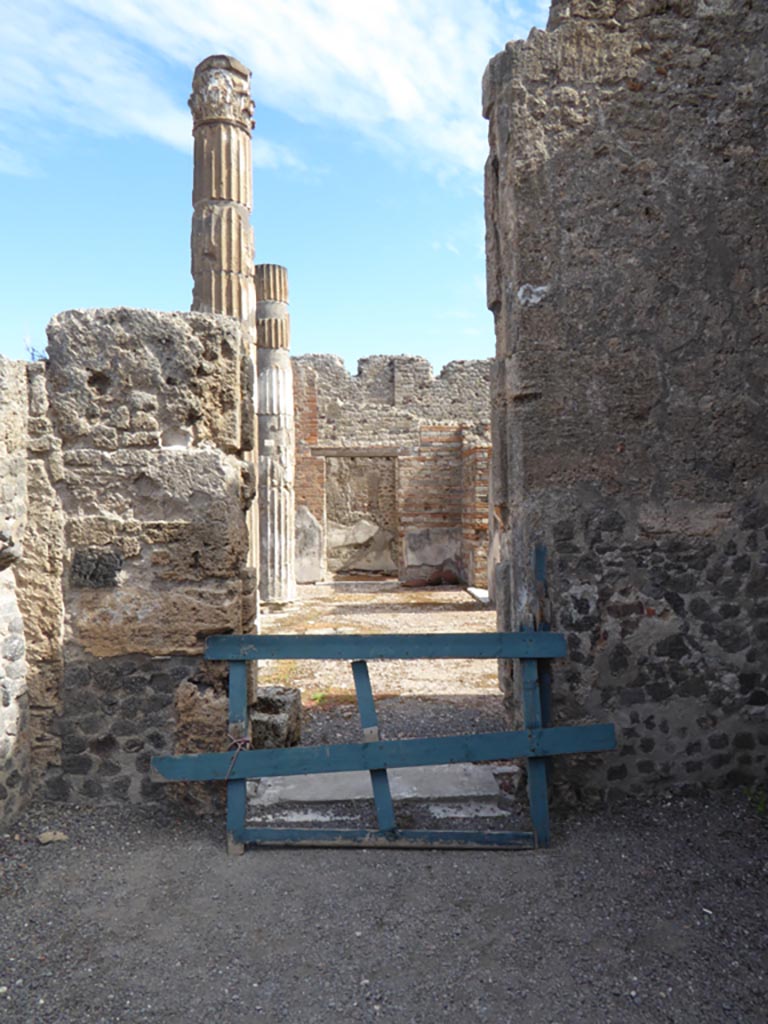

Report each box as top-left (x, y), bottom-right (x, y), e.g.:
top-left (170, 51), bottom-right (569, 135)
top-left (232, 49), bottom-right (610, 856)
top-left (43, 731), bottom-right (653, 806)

top-left (190, 55), bottom-right (259, 622)
top-left (256, 264), bottom-right (297, 605)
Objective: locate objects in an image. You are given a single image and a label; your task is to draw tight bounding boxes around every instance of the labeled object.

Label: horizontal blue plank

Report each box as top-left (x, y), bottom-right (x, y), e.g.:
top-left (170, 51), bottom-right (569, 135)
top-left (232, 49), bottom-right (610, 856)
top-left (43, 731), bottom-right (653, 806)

top-left (205, 631), bottom-right (567, 662)
top-left (235, 826), bottom-right (536, 850)
top-left (151, 723), bottom-right (616, 782)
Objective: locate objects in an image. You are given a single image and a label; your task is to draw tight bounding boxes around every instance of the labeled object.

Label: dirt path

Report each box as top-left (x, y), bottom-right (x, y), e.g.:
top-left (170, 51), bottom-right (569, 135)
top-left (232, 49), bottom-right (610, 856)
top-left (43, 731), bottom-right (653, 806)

top-left (0, 795), bottom-right (765, 1023)
top-left (259, 580), bottom-right (499, 694)
top-left (1, 582), bottom-right (766, 1023)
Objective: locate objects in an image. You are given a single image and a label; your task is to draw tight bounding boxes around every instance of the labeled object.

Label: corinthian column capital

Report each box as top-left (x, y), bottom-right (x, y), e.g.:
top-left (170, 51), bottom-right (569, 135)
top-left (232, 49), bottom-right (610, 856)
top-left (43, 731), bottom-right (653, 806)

top-left (189, 55), bottom-right (254, 133)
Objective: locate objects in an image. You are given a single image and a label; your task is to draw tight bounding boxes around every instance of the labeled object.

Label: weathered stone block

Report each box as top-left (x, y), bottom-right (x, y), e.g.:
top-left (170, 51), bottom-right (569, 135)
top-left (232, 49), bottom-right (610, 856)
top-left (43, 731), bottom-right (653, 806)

top-left (46, 309), bottom-right (251, 455)
top-left (70, 549), bottom-right (124, 588)
top-left (250, 686), bottom-right (301, 749)
top-left (56, 446), bottom-right (250, 656)
top-left (327, 518), bottom-right (397, 575)
top-left (402, 527), bottom-right (463, 585)
top-left (295, 505), bottom-right (324, 583)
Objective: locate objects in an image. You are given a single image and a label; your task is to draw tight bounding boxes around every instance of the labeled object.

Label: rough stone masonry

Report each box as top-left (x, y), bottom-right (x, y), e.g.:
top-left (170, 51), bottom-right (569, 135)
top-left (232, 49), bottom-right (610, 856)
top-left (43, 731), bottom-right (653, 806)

top-left (0, 358), bottom-right (32, 822)
top-left (0, 54), bottom-right (286, 826)
top-left (485, 0), bottom-right (768, 797)
top-left (0, 311), bottom-right (256, 821)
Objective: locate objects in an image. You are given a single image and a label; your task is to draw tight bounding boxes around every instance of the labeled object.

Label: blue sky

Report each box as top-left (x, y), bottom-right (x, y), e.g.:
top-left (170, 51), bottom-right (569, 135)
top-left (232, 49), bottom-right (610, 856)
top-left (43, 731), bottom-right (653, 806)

top-left (0, 0), bottom-right (548, 371)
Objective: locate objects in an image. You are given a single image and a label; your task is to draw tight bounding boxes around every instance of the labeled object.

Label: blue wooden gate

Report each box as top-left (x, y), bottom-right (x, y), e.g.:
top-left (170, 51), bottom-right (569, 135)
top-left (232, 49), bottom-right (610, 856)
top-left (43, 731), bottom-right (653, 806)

top-left (152, 630), bottom-right (616, 853)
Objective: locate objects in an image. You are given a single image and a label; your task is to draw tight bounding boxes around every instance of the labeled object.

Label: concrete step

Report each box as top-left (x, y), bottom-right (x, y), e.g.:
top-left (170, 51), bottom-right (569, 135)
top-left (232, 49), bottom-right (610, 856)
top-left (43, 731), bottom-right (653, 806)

top-left (245, 763), bottom-right (526, 829)
top-left (251, 763), bottom-right (508, 805)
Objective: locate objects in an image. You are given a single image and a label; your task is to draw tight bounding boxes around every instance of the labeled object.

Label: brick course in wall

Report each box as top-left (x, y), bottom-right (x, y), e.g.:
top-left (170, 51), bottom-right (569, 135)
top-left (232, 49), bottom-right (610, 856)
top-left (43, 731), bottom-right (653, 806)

top-left (293, 355), bottom-right (492, 586)
top-left (292, 361), bottom-right (325, 528)
top-left (293, 354), bottom-right (491, 447)
top-left (461, 431), bottom-right (491, 588)
top-left (398, 426), bottom-right (464, 531)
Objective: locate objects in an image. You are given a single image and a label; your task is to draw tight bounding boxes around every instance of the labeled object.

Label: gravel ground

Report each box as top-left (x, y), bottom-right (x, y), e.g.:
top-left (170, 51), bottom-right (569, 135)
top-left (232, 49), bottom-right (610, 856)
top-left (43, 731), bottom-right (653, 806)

top-left (258, 581), bottom-right (501, 700)
top-left (2, 581), bottom-right (766, 1022)
top-left (300, 694), bottom-right (508, 746)
top-left (0, 794), bottom-right (766, 1024)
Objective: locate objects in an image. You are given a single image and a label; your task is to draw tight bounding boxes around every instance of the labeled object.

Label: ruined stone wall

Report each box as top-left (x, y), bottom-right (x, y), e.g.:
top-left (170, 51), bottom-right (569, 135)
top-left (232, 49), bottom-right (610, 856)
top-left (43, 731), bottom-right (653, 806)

top-left (485, 0), bottom-right (768, 796)
top-left (398, 426), bottom-right (464, 585)
top-left (0, 358), bottom-right (32, 822)
top-left (0, 357), bottom-right (66, 822)
top-left (293, 354), bottom-right (492, 584)
top-left (326, 457), bottom-right (398, 574)
top-left (461, 431), bottom-right (492, 588)
top-left (0, 309), bottom-right (256, 822)
top-left (46, 309), bottom-right (255, 806)
top-left (294, 354), bottom-right (491, 447)
top-left (16, 362), bottom-right (66, 801)
top-left (395, 425), bottom-right (491, 587)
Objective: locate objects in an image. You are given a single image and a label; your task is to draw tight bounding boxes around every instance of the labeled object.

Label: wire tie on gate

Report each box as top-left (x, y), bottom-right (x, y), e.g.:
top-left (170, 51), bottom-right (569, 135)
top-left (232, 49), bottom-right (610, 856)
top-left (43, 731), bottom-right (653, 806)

top-left (225, 733), bottom-right (251, 782)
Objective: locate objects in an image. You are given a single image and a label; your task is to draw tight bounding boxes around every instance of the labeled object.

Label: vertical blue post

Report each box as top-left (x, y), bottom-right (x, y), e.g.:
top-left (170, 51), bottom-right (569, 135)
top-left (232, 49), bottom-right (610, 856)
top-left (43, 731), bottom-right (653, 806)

top-left (227, 660), bottom-right (248, 855)
top-left (352, 660), bottom-right (397, 834)
top-left (521, 655), bottom-right (550, 847)
top-left (534, 543), bottom-right (553, 728)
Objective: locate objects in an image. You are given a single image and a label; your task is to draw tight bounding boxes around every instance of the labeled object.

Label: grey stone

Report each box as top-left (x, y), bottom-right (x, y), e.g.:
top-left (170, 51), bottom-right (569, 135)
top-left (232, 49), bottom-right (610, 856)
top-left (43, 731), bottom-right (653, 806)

top-left (61, 734), bottom-right (87, 755)
top-left (109, 777), bottom-right (132, 799)
top-left (295, 505), bottom-right (324, 583)
top-left (62, 754), bottom-right (92, 775)
top-left (3, 659), bottom-right (26, 680)
top-left (2, 635), bottom-right (25, 663)
top-left (734, 733), bottom-right (756, 750)
top-left (608, 644), bottom-right (630, 675)
top-left (251, 686), bottom-right (301, 749)
top-left (88, 734), bottom-right (117, 756)
top-left (655, 635), bottom-right (689, 660)
top-left (44, 774), bottom-right (70, 802)
top-left (402, 527), bottom-right (464, 585)
top-left (7, 615), bottom-right (24, 635)
top-left (70, 548), bottom-right (123, 588)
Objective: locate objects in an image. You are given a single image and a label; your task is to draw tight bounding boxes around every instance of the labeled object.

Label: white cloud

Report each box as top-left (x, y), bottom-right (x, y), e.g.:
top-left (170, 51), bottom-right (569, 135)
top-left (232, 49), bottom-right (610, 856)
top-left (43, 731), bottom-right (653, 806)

top-left (0, 0), bottom-right (546, 177)
top-left (432, 239), bottom-right (461, 256)
top-left (0, 141), bottom-right (37, 177)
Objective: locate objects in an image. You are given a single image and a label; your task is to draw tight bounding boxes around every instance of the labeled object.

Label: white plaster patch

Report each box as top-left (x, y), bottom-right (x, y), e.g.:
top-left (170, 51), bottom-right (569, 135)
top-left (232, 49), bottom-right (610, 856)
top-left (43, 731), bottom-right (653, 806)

top-left (428, 801), bottom-right (508, 819)
top-left (160, 427), bottom-right (192, 448)
top-left (517, 284), bottom-right (550, 306)
top-left (327, 518), bottom-right (379, 549)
